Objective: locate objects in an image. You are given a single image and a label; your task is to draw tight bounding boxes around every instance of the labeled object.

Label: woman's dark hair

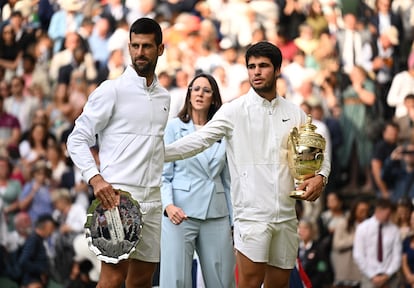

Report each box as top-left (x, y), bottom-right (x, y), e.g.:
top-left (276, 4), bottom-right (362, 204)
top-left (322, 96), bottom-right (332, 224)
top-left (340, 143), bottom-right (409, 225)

top-left (346, 197), bottom-right (370, 233)
top-left (177, 73), bottom-right (223, 124)
top-left (0, 156), bottom-right (13, 178)
top-left (28, 123), bottom-right (49, 149)
top-left (245, 41), bottom-right (282, 72)
top-left (130, 17), bottom-right (162, 46)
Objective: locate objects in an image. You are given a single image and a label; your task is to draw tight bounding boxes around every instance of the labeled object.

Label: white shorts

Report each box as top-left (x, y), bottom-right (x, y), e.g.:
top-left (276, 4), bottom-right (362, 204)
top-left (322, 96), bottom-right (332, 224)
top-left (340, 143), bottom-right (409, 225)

top-left (233, 218), bottom-right (299, 269)
top-left (129, 201), bottom-right (162, 262)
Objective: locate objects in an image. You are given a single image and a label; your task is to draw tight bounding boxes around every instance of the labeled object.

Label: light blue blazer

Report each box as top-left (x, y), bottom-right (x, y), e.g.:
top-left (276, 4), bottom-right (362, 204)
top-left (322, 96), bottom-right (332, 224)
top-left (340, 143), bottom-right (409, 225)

top-left (161, 118), bottom-right (232, 222)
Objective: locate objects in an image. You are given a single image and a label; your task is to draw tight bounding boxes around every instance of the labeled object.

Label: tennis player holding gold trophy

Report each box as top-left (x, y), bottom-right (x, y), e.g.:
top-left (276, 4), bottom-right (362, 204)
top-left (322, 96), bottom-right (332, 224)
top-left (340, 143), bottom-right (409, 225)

top-left (287, 115), bottom-right (326, 200)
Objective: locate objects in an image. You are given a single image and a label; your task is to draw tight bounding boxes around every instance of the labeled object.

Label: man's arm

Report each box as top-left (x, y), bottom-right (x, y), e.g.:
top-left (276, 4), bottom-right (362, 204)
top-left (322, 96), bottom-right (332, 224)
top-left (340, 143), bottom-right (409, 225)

top-left (67, 82), bottom-right (119, 209)
top-left (67, 81), bottom-right (115, 183)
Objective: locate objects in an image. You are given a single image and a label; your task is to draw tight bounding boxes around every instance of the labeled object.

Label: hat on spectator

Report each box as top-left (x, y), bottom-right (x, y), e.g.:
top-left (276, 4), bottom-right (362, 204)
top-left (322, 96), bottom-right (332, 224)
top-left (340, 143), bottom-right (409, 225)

top-left (12, 0), bottom-right (31, 18)
top-left (219, 37), bottom-right (237, 50)
top-left (382, 26), bottom-right (399, 46)
top-left (59, 0), bottom-right (84, 12)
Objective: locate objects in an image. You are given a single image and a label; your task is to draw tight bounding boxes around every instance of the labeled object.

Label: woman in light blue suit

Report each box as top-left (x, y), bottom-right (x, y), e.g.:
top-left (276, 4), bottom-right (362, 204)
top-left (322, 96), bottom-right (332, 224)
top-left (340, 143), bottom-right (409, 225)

top-left (160, 74), bottom-right (235, 288)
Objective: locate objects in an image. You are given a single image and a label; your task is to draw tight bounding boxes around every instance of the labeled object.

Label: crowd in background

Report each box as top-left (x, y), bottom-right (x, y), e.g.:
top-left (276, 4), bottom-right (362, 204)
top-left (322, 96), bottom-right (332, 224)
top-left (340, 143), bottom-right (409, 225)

top-left (0, 0), bottom-right (414, 287)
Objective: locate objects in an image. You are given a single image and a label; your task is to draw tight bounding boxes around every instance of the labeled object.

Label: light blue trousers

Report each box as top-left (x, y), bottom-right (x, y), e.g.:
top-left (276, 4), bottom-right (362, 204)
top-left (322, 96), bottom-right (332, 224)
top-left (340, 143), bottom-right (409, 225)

top-left (159, 216), bottom-right (235, 288)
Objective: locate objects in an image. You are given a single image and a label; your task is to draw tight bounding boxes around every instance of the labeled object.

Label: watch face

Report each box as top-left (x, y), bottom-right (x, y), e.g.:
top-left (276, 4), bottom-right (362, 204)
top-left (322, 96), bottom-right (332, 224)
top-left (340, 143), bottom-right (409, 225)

top-left (84, 190), bottom-right (143, 264)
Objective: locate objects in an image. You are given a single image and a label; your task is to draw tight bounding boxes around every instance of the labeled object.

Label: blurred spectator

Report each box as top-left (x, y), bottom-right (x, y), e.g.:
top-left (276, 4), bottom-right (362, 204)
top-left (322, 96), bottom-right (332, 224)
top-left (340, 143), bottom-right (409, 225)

top-left (387, 51), bottom-right (414, 119)
top-left (402, 209), bottom-right (414, 288)
top-left (156, 70), bottom-right (172, 90)
top-left (107, 17), bottom-right (130, 66)
top-left (0, 79), bottom-right (11, 99)
top-left (353, 197), bottom-right (402, 288)
top-left (391, 0), bottom-right (414, 62)
top-left (213, 0), bottom-right (254, 48)
top-left (305, 0), bottom-right (328, 39)
top-left (51, 188), bottom-right (85, 235)
top-left (361, 25), bottom-right (401, 120)
top-left (29, 83), bottom-right (50, 110)
top-left (46, 142), bottom-right (66, 188)
top-left (55, 45), bottom-right (95, 89)
top-left (47, 0), bottom-right (84, 53)
top-left (87, 16), bottom-right (111, 68)
top-left (19, 123), bottom-right (50, 178)
top-left (4, 75), bottom-right (39, 133)
top-left (68, 234), bottom-right (100, 288)
top-left (298, 218), bottom-right (331, 288)
top-left (248, 0), bottom-right (278, 41)
top-left (20, 54), bottom-right (37, 97)
top-left (0, 155), bottom-right (21, 231)
top-left (0, 24), bottom-right (23, 81)
top-left (392, 197), bottom-right (413, 240)
top-left (18, 213), bottom-right (56, 288)
top-left (369, 0), bottom-right (404, 66)
top-left (100, 0), bottom-right (129, 34)
top-left (336, 13), bottom-right (364, 77)
top-left (167, 68), bottom-right (188, 119)
top-left (395, 94), bottom-right (414, 145)
top-left (310, 101), bottom-right (343, 192)
top-left (331, 197), bottom-right (370, 288)
top-left (218, 39), bottom-right (247, 102)
top-left (30, 34), bottom-right (53, 99)
top-left (37, 0), bottom-right (57, 31)
top-left (273, 27), bottom-right (299, 63)
top-left (20, 108), bottom-right (56, 144)
top-left (50, 188), bottom-right (86, 285)
top-left (8, 11), bottom-right (36, 53)
top-left (294, 24), bottom-right (319, 56)
top-left (317, 192), bottom-right (348, 285)
top-left (0, 96), bottom-right (21, 155)
top-left (382, 142), bottom-right (414, 203)
top-left (318, 191), bottom-right (348, 240)
top-left (338, 65), bottom-right (376, 192)
top-left (49, 32), bottom-right (96, 85)
top-left (77, 17), bottom-right (94, 52)
top-left (278, 0), bottom-right (307, 41)
top-left (1, 0), bottom-right (31, 22)
top-left (281, 49), bottom-right (316, 92)
top-left (371, 121), bottom-right (399, 199)
top-left (18, 159), bottom-right (53, 224)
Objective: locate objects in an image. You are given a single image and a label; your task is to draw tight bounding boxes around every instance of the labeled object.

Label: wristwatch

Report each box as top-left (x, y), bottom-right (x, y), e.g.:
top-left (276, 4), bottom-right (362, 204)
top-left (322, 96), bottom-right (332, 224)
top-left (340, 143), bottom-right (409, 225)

top-left (318, 174), bottom-right (328, 186)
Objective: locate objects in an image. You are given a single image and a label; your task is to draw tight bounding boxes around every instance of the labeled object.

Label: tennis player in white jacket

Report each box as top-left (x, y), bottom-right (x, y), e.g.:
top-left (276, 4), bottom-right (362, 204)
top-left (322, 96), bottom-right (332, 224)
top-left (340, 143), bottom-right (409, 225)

top-left (67, 18), bottom-right (169, 288)
top-left (165, 41), bottom-right (330, 288)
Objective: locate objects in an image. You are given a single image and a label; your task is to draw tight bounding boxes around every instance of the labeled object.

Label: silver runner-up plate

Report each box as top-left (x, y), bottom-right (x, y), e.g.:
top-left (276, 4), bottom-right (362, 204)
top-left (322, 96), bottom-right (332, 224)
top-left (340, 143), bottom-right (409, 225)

top-left (84, 190), bottom-right (143, 264)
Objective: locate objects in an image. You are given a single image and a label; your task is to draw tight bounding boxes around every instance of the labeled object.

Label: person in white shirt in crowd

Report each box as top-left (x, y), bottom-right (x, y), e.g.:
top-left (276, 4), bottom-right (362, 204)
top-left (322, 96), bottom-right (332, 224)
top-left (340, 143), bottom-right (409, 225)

top-left (353, 197), bottom-right (402, 288)
top-left (387, 50), bottom-right (414, 119)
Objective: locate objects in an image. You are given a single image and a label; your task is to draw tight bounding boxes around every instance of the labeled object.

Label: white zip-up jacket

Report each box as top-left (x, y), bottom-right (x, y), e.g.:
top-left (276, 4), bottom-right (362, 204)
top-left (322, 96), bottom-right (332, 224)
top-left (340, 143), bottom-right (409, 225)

top-left (165, 89), bottom-right (330, 222)
top-left (67, 66), bottom-right (170, 202)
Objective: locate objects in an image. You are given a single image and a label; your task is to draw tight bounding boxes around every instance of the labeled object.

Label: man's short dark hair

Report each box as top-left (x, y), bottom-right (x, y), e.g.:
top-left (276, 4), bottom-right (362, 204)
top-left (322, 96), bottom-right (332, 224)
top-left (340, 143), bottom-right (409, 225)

top-left (245, 41), bottom-right (282, 71)
top-left (375, 197), bottom-right (394, 210)
top-left (404, 93), bottom-right (414, 102)
top-left (35, 214), bottom-right (57, 228)
top-left (130, 17), bottom-right (162, 46)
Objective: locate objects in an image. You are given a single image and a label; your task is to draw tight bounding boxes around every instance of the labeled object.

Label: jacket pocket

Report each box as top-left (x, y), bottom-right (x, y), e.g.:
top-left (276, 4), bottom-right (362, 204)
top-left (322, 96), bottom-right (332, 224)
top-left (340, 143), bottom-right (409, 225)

top-left (172, 179), bottom-right (191, 191)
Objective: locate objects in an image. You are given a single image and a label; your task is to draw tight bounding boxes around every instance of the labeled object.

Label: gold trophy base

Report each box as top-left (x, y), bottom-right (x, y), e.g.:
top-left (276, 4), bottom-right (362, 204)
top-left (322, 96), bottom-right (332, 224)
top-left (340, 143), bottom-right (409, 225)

top-left (289, 190), bottom-right (306, 200)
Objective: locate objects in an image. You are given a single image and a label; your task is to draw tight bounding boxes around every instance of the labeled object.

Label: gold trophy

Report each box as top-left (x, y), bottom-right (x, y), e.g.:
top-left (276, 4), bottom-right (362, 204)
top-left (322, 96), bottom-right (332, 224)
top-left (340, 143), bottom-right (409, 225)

top-left (287, 115), bottom-right (326, 200)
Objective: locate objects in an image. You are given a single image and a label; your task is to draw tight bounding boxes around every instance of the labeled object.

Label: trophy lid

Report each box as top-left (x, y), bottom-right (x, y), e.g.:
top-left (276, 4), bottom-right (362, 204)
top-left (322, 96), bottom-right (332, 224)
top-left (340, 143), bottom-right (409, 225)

top-left (297, 114), bottom-right (326, 150)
